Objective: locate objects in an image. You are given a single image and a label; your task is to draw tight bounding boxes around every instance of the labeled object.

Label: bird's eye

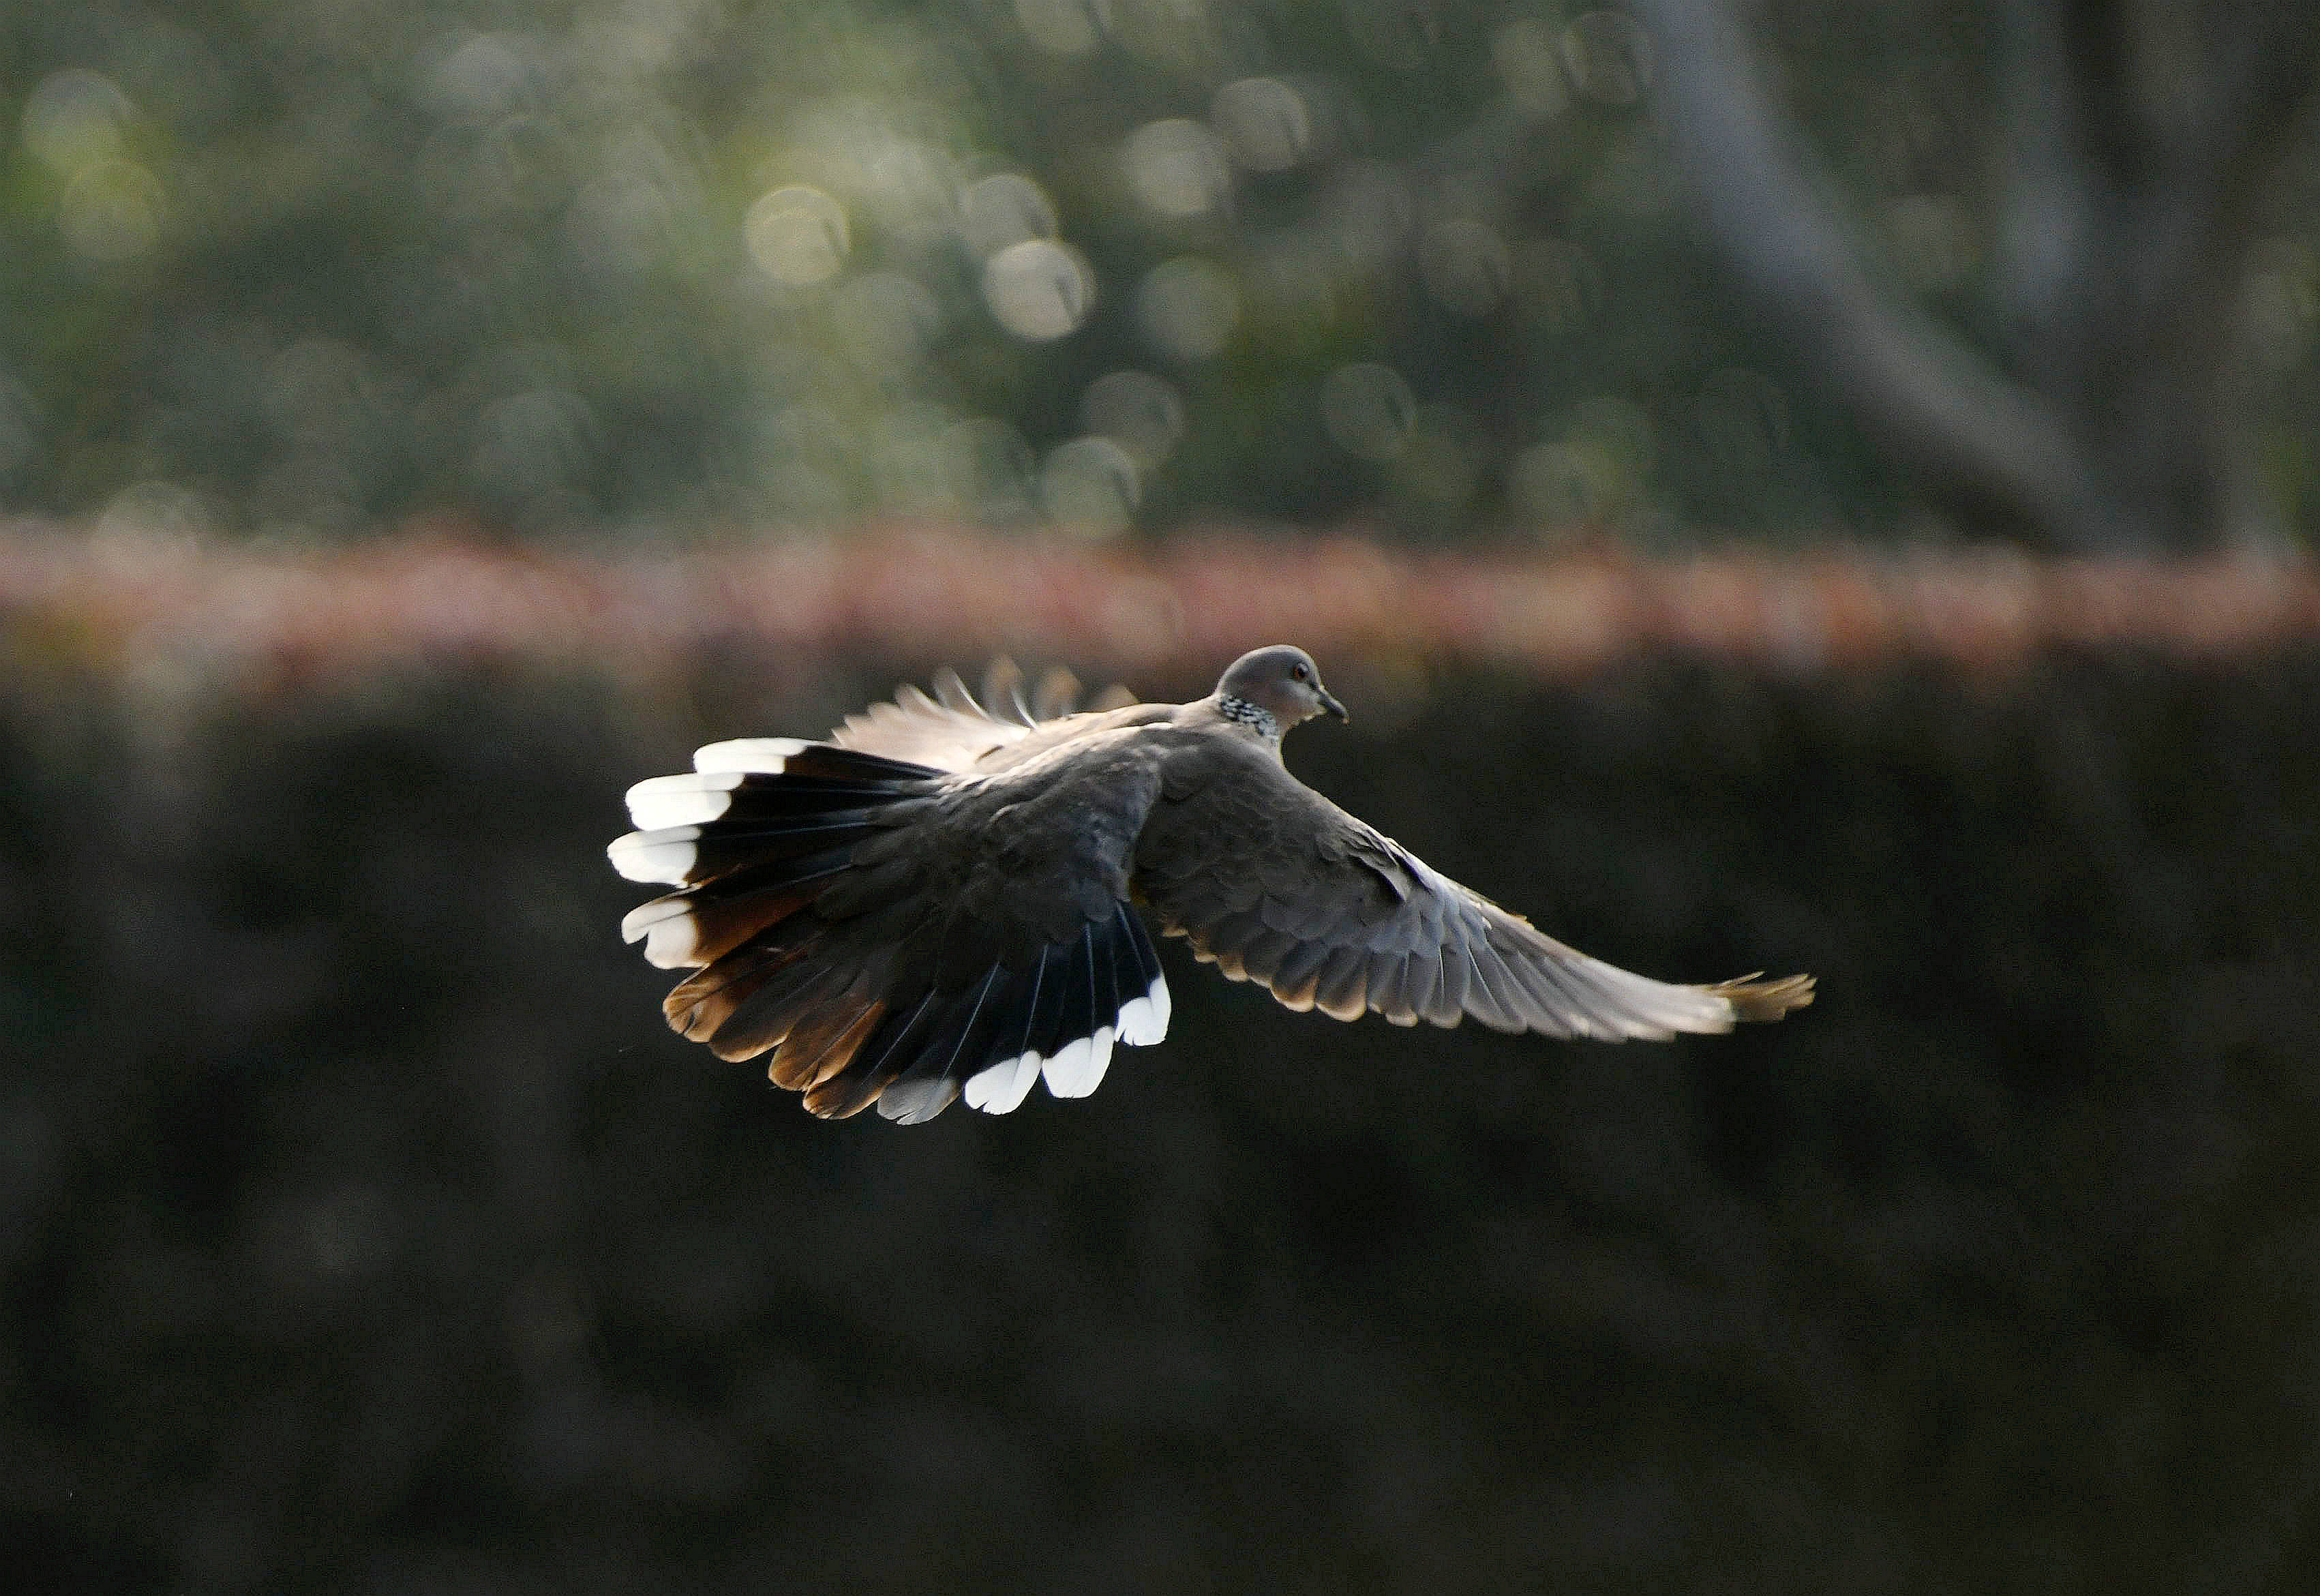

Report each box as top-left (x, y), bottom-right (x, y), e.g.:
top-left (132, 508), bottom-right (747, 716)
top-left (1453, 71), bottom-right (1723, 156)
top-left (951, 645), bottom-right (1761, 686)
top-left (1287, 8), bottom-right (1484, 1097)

top-left (1291, 663), bottom-right (1308, 680)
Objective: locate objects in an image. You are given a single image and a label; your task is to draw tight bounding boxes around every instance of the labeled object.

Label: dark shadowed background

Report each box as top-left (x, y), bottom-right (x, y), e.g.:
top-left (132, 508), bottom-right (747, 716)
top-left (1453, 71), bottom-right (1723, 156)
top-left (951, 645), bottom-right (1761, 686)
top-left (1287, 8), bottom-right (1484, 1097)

top-left (7, 557), bottom-right (2320, 1591)
top-left (6, 0), bottom-right (2320, 1589)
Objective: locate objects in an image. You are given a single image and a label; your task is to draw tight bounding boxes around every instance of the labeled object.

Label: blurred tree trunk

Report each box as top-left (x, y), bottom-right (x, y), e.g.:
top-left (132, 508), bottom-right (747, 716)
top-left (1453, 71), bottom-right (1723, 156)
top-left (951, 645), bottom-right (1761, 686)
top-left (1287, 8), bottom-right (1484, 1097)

top-left (1630, 0), bottom-right (2320, 552)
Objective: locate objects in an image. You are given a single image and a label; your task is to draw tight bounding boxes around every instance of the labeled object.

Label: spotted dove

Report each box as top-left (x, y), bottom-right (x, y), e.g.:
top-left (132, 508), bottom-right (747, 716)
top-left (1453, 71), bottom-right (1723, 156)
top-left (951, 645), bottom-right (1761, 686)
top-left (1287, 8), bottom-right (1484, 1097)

top-left (609, 646), bottom-right (1813, 1122)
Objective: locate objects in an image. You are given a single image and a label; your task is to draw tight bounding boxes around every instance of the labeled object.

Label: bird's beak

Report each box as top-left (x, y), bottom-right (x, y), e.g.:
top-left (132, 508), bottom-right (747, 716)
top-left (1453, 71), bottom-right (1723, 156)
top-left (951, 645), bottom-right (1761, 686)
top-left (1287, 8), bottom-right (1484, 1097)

top-left (1318, 687), bottom-right (1349, 722)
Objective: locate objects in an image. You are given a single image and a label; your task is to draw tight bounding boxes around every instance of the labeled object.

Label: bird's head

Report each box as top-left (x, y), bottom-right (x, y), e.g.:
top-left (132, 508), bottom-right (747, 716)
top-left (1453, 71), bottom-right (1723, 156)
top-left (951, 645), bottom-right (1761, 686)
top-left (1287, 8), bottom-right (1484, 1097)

top-left (1214, 645), bottom-right (1347, 735)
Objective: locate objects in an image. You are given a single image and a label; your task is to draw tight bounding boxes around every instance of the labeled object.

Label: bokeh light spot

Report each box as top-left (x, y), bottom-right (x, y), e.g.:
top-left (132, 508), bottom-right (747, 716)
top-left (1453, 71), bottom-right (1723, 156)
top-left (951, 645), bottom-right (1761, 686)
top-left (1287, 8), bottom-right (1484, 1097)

top-left (567, 170), bottom-right (679, 280)
top-left (870, 402), bottom-right (969, 514)
top-left (1421, 218), bottom-right (1511, 318)
top-left (60, 159), bottom-right (164, 261)
top-left (982, 238), bottom-right (1094, 340)
top-left (423, 31), bottom-right (551, 124)
top-left (472, 389), bottom-right (595, 499)
top-left (1016, 0), bottom-right (1102, 57)
top-left (753, 402), bottom-right (856, 523)
top-left (1509, 438), bottom-right (1626, 528)
top-left (1322, 161), bottom-right (1413, 271)
top-left (945, 417), bottom-right (1038, 523)
top-left (1121, 118), bottom-right (1231, 221)
top-left (95, 480), bottom-right (213, 543)
top-left (745, 185), bottom-right (849, 286)
top-left (2246, 239), bottom-right (2319, 372)
top-left (22, 70), bottom-right (134, 175)
top-left (958, 172), bottom-right (1057, 258)
top-left (1081, 370), bottom-right (1186, 468)
top-left (1561, 11), bottom-right (1653, 106)
top-left (1567, 393), bottom-right (1657, 477)
top-left (1213, 78), bottom-right (1312, 172)
top-left (1040, 436), bottom-right (1139, 535)
top-left (1493, 19), bottom-right (1570, 119)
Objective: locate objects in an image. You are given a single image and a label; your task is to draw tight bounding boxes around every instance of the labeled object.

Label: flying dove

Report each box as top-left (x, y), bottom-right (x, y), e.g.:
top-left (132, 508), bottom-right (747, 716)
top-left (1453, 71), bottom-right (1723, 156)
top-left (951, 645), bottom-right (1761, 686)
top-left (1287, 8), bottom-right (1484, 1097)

top-left (609, 646), bottom-right (1813, 1123)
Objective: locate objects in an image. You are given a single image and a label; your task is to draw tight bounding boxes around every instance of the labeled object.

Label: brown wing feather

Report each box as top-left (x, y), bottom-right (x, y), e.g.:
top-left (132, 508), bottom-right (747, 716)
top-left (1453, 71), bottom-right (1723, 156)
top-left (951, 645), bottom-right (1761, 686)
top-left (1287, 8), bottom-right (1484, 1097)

top-left (1132, 736), bottom-right (1812, 1040)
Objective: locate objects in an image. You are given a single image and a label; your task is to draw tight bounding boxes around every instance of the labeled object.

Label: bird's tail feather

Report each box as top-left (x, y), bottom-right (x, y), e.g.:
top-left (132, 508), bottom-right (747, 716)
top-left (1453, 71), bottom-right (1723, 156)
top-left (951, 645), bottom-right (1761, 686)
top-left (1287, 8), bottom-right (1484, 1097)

top-left (608, 742), bottom-right (937, 1048)
top-left (611, 744), bottom-right (1171, 1121)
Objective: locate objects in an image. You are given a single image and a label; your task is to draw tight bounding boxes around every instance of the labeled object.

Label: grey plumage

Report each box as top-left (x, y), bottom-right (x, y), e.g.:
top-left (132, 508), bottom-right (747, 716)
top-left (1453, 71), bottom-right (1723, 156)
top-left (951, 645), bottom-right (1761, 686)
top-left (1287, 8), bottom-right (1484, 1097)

top-left (608, 644), bottom-right (1813, 1121)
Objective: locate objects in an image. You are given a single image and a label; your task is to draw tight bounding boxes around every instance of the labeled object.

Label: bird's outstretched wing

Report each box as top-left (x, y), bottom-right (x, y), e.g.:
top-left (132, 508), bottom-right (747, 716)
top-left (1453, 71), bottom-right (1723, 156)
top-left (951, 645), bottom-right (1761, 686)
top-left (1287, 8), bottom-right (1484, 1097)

top-left (1132, 739), bottom-right (1812, 1038)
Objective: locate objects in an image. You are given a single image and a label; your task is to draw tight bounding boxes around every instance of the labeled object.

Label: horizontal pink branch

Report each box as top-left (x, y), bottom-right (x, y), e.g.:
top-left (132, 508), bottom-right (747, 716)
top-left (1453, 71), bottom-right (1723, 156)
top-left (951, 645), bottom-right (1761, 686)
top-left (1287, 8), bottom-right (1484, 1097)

top-left (3, 521), bottom-right (2317, 694)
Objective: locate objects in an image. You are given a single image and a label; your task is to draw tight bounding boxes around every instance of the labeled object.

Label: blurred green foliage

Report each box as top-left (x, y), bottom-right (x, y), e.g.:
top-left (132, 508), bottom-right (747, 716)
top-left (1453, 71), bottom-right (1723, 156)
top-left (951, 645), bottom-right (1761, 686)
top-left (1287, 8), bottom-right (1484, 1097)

top-left (1, 1), bottom-right (2314, 543)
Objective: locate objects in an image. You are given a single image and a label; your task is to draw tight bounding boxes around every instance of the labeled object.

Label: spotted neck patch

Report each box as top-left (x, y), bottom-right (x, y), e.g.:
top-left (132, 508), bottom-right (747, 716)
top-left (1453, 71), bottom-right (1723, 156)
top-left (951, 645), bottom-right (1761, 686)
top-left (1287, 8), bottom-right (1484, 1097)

top-left (1218, 693), bottom-right (1279, 739)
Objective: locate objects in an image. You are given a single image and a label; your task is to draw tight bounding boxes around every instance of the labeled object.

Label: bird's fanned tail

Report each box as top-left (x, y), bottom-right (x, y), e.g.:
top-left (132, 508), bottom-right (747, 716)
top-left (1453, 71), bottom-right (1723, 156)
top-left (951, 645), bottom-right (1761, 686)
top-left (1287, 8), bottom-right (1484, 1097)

top-left (609, 740), bottom-right (939, 1061)
top-left (608, 736), bottom-right (1173, 1121)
